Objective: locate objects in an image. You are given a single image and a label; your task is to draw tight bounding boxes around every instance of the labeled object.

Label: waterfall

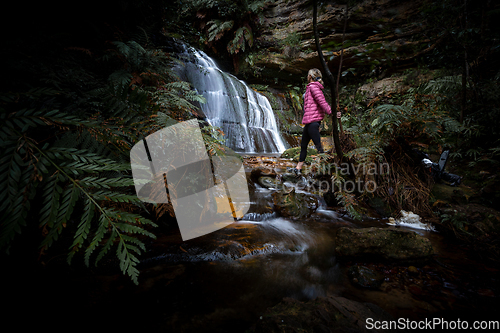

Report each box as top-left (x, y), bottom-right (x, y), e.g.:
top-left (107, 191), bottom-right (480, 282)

top-left (175, 45), bottom-right (287, 153)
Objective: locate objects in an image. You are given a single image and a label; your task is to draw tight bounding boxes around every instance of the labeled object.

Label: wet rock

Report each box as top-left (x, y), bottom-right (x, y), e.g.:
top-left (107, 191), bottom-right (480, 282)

top-left (408, 285), bottom-right (423, 296)
top-left (408, 266), bottom-right (419, 275)
top-left (281, 172), bottom-right (301, 183)
top-left (334, 227), bottom-right (435, 261)
top-left (280, 146), bottom-right (317, 161)
top-left (250, 166), bottom-right (277, 180)
top-left (258, 176), bottom-right (280, 189)
top-left (253, 295), bottom-right (395, 333)
top-left (272, 188), bottom-right (319, 219)
top-left (280, 147), bottom-right (302, 159)
top-left (348, 264), bottom-right (384, 289)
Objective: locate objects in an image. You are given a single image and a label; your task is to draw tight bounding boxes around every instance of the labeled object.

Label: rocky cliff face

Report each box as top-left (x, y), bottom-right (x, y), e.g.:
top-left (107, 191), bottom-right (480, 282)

top-left (246, 0), bottom-right (428, 84)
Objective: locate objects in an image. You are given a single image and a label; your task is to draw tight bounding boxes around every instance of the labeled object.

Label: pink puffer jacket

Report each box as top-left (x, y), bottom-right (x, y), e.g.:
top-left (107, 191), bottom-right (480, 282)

top-left (302, 81), bottom-right (331, 124)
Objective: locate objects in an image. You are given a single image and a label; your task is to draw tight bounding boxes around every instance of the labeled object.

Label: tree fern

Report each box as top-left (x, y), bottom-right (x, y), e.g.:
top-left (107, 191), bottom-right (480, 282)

top-left (228, 26), bottom-right (253, 54)
top-left (0, 92), bottom-right (158, 285)
top-left (1, 34), bottom-right (212, 284)
top-left (415, 75), bottom-right (462, 95)
top-left (207, 20), bottom-right (234, 42)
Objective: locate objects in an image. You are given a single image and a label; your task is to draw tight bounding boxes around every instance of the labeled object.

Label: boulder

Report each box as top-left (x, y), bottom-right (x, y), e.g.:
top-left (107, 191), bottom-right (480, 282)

top-left (280, 146), bottom-right (317, 159)
top-left (258, 176), bottom-right (280, 189)
top-left (335, 227), bottom-right (434, 260)
top-left (348, 264), bottom-right (385, 289)
top-left (253, 295), bottom-right (395, 333)
top-left (272, 188), bottom-right (319, 219)
top-left (281, 172), bottom-right (302, 183)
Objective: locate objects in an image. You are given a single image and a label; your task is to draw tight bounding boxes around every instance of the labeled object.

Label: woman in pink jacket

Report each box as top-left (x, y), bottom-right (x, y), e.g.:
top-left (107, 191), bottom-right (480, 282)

top-left (291, 68), bottom-right (340, 175)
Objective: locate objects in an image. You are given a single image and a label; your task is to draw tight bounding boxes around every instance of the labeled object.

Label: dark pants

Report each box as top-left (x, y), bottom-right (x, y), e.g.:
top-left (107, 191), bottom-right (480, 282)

top-left (299, 121), bottom-right (323, 162)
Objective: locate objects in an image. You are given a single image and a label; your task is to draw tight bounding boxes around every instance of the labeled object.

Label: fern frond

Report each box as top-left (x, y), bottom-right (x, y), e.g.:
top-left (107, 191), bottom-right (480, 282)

top-left (0, 148), bottom-right (34, 253)
top-left (108, 69), bottom-right (133, 90)
top-left (117, 238), bottom-right (141, 284)
top-left (78, 177), bottom-right (136, 189)
top-left (91, 190), bottom-right (142, 203)
top-left (61, 159), bottom-right (130, 174)
top-left (40, 183), bottom-right (80, 250)
top-left (67, 196), bottom-right (95, 264)
top-left (84, 210), bottom-right (110, 267)
top-left (1, 37), bottom-right (202, 284)
top-left (419, 75), bottom-right (461, 95)
top-left (39, 174), bottom-right (64, 228)
top-left (82, 206), bottom-right (156, 285)
top-left (207, 20), bottom-right (234, 42)
top-left (248, 0), bottom-right (267, 13)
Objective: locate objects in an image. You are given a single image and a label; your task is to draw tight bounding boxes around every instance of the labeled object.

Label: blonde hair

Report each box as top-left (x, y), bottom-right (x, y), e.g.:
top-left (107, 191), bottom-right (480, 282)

top-left (307, 68), bottom-right (324, 85)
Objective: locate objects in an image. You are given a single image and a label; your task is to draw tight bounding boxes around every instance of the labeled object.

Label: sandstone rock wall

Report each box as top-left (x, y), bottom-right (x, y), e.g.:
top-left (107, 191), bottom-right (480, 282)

top-left (251, 0), bottom-right (427, 84)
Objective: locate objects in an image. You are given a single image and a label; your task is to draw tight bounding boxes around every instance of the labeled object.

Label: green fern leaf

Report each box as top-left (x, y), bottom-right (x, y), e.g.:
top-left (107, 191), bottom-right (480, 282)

top-left (78, 176), bottom-right (136, 189)
top-left (67, 196), bottom-right (95, 264)
top-left (40, 183), bottom-right (80, 250)
top-left (84, 212), bottom-right (110, 267)
top-left (207, 20), bottom-right (234, 42)
top-left (94, 228), bottom-right (117, 266)
top-left (39, 175), bottom-right (63, 228)
top-left (91, 190), bottom-right (141, 203)
top-left (117, 239), bottom-right (141, 285)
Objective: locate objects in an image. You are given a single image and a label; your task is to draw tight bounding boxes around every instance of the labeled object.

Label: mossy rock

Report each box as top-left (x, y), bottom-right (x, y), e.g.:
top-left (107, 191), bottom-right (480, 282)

top-left (281, 147), bottom-right (317, 164)
top-left (292, 154), bottom-right (314, 163)
top-left (289, 125), bottom-right (303, 134)
top-left (431, 182), bottom-right (478, 205)
top-left (272, 188), bottom-right (319, 219)
top-left (258, 176), bottom-right (280, 189)
top-left (280, 147), bottom-right (317, 159)
top-left (335, 227), bottom-right (435, 261)
top-left (254, 295), bottom-right (394, 333)
top-left (348, 265), bottom-right (384, 289)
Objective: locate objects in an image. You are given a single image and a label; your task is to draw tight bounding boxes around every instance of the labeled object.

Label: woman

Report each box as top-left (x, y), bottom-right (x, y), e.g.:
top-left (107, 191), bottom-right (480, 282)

top-left (291, 68), bottom-right (340, 175)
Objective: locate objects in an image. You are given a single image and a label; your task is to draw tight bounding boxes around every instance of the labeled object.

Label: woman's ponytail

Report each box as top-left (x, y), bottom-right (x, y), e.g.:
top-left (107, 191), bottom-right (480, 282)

top-left (308, 68), bottom-right (324, 85)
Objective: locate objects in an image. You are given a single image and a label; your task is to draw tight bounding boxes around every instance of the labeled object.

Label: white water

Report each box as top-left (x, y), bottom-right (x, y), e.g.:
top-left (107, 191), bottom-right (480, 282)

top-left (387, 210), bottom-right (437, 231)
top-left (238, 217), bottom-right (316, 252)
top-left (175, 45), bottom-right (287, 153)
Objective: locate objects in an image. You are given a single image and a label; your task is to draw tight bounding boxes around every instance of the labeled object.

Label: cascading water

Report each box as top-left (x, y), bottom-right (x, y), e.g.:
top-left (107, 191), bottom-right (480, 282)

top-left (174, 45), bottom-right (287, 153)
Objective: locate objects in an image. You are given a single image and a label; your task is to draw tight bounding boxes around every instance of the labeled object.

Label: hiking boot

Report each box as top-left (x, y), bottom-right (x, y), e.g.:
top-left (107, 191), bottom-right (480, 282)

top-left (287, 167), bottom-right (302, 177)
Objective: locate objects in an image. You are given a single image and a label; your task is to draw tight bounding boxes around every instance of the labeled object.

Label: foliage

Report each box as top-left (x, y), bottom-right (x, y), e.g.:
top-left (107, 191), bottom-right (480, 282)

top-left (1, 29), bottom-right (210, 284)
top-left (330, 172), bottom-right (364, 220)
top-left (181, 0), bottom-right (269, 68)
top-left (279, 32), bottom-right (302, 58)
top-left (280, 32), bottom-right (302, 48)
top-left (0, 94), bottom-right (156, 285)
top-left (438, 211), bottom-right (470, 235)
top-left (348, 81), bottom-right (463, 159)
top-left (228, 25), bottom-right (254, 54)
top-left (339, 77), bottom-right (467, 216)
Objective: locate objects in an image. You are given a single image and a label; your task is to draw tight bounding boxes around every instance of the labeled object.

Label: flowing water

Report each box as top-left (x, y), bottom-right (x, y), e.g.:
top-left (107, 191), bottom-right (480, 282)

top-left (60, 156), bottom-right (494, 332)
top-left (174, 44), bottom-right (287, 153)
top-left (12, 45), bottom-right (497, 332)
top-left (9, 154), bottom-right (497, 332)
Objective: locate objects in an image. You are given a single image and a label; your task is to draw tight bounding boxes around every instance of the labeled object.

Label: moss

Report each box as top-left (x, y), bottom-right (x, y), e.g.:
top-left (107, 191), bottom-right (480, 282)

top-left (281, 146), bottom-right (317, 159)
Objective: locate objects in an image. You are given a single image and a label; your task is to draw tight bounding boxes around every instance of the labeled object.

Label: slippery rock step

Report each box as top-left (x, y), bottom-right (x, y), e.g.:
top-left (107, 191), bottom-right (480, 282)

top-left (334, 227), bottom-right (435, 261)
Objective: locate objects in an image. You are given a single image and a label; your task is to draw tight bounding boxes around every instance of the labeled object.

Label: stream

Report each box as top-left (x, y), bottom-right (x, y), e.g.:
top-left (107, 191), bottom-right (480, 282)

top-left (34, 155), bottom-right (496, 332)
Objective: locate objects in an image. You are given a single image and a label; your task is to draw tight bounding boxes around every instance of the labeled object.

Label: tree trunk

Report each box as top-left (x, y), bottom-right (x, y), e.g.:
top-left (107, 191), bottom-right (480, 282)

top-left (335, 4), bottom-right (349, 134)
top-left (313, 0), bottom-right (343, 162)
top-left (460, 0), bottom-right (469, 124)
top-left (461, 50), bottom-right (468, 124)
